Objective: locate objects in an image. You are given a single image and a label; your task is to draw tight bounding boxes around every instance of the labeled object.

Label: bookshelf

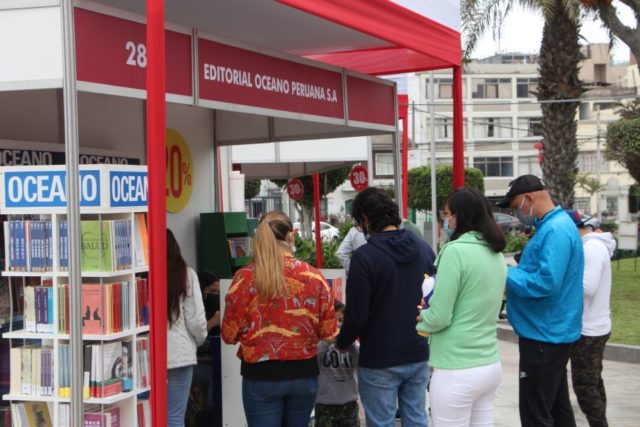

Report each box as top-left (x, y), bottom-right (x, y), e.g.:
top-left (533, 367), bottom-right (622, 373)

top-left (198, 212), bottom-right (252, 279)
top-left (0, 165), bottom-right (151, 426)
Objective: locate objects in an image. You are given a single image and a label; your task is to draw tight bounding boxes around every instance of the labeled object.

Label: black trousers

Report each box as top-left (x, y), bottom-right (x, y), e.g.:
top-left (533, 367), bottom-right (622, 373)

top-left (518, 337), bottom-right (576, 427)
top-left (570, 333), bottom-right (610, 427)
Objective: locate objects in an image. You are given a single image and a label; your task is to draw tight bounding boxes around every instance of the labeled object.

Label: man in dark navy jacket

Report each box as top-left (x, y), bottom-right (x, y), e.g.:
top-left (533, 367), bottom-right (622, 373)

top-left (337, 187), bottom-right (436, 427)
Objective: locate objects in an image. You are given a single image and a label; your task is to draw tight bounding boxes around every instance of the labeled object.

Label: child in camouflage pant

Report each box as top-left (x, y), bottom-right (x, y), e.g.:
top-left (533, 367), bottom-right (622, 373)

top-left (315, 301), bottom-right (360, 427)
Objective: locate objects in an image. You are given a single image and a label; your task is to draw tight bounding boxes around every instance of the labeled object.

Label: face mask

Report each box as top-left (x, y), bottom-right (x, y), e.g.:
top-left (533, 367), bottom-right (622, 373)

top-left (443, 218), bottom-right (454, 239)
top-left (518, 196), bottom-right (535, 226)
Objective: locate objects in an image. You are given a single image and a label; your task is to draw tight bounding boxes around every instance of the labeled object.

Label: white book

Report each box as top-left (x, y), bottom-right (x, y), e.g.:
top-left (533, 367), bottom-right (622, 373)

top-left (9, 347), bottom-right (21, 395)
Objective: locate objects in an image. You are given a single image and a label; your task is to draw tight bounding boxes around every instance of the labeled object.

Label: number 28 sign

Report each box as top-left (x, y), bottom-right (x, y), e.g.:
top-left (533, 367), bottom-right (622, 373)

top-left (287, 179), bottom-right (304, 201)
top-left (350, 165), bottom-right (369, 192)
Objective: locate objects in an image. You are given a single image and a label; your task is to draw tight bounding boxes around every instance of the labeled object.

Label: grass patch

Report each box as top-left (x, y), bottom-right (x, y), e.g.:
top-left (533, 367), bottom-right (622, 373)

top-left (610, 257), bottom-right (640, 346)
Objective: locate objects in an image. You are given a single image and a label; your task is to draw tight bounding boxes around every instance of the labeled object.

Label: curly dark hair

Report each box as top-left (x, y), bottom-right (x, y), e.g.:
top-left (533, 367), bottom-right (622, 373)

top-left (444, 188), bottom-right (506, 253)
top-left (351, 187), bottom-right (401, 233)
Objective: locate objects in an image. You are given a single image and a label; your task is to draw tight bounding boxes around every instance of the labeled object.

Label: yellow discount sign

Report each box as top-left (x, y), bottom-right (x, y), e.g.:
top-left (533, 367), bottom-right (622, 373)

top-left (166, 129), bottom-right (193, 213)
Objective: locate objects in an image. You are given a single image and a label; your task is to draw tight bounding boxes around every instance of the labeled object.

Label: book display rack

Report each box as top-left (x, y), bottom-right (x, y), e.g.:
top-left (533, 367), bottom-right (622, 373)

top-left (0, 165), bottom-right (151, 426)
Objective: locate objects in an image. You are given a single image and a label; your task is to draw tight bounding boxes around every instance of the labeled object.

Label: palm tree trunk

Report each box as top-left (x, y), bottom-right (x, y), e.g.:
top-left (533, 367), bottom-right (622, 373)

top-left (537, 0), bottom-right (584, 209)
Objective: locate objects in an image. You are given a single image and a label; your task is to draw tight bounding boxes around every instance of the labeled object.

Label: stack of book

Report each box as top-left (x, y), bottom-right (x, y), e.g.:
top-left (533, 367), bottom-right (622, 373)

top-left (83, 404), bottom-right (120, 427)
top-left (135, 337), bottom-right (150, 390)
top-left (9, 346), bottom-right (54, 397)
top-left (56, 282), bottom-right (131, 335)
top-left (4, 220), bottom-right (54, 272)
top-left (80, 220), bottom-right (132, 272)
top-left (135, 277), bottom-right (149, 327)
top-left (136, 399), bottom-right (151, 427)
top-left (9, 402), bottom-right (52, 427)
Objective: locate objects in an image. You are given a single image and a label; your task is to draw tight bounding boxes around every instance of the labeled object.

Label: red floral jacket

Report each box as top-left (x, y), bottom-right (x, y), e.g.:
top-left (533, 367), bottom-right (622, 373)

top-left (221, 256), bottom-right (338, 363)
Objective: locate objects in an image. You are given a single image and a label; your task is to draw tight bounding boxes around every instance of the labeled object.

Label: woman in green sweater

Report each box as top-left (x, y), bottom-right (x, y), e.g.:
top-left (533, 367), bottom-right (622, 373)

top-left (417, 188), bottom-right (507, 427)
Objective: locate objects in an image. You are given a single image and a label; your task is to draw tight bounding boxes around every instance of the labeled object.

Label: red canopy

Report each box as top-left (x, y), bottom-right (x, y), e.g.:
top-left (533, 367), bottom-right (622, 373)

top-left (278, 0), bottom-right (461, 74)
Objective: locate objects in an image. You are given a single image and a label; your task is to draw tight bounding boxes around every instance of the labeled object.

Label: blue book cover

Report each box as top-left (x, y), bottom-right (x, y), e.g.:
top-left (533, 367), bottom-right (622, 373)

top-left (45, 221), bottom-right (53, 271)
top-left (59, 220), bottom-right (68, 271)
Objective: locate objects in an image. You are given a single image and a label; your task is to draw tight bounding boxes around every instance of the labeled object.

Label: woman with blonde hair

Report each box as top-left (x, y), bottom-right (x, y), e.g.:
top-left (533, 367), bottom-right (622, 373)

top-left (222, 211), bottom-right (337, 427)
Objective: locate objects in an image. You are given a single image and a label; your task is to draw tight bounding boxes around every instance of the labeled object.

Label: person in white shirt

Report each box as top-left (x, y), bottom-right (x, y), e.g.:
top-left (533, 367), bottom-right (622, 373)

top-left (566, 211), bottom-right (616, 427)
top-left (336, 226), bottom-right (367, 274)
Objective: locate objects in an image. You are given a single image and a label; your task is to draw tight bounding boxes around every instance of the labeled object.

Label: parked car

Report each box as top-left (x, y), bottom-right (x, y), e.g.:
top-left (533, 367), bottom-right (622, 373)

top-left (494, 213), bottom-right (525, 234)
top-left (292, 221), bottom-right (340, 242)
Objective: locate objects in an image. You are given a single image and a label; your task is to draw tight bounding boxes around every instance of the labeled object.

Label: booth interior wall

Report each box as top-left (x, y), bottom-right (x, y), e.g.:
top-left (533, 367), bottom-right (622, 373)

top-left (166, 102), bottom-right (216, 267)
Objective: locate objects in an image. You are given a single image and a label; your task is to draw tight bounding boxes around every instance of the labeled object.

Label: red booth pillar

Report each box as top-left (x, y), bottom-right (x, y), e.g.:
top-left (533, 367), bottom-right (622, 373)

top-left (146, 1), bottom-right (167, 426)
top-left (398, 94), bottom-right (409, 218)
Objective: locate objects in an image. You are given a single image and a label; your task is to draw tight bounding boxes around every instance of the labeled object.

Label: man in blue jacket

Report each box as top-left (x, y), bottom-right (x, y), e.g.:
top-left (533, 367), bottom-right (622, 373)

top-left (497, 175), bottom-right (584, 427)
top-left (337, 187), bottom-right (436, 427)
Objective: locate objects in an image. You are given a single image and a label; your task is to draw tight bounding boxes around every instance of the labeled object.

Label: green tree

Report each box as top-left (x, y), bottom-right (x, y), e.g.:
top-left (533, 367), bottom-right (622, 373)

top-left (575, 173), bottom-right (606, 196)
top-left (606, 100), bottom-right (640, 184)
top-left (244, 179), bottom-right (261, 200)
top-left (408, 165), bottom-right (485, 212)
top-left (582, 1), bottom-right (640, 75)
top-left (271, 167), bottom-right (351, 238)
top-left (463, 0), bottom-right (584, 208)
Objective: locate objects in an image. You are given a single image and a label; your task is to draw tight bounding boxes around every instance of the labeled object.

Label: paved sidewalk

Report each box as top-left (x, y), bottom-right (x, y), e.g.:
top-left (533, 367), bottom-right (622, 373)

top-left (495, 339), bottom-right (640, 426)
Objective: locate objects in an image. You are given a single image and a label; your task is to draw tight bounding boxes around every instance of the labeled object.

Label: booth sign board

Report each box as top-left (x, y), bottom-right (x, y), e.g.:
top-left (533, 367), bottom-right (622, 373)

top-left (349, 165), bottom-right (368, 192)
top-left (287, 179), bottom-right (304, 201)
top-left (0, 165), bottom-right (148, 213)
top-left (0, 141), bottom-right (141, 166)
top-left (75, 8), bottom-right (193, 97)
top-left (618, 221), bottom-right (639, 251)
top-left (70, 6), bottom-right (395, 129)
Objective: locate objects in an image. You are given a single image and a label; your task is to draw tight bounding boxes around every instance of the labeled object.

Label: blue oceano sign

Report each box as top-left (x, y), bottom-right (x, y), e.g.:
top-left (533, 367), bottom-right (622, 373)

top-left (109, 171), bottom-right (148, 207)
top-left (4, 170), bottom-right (102, 208)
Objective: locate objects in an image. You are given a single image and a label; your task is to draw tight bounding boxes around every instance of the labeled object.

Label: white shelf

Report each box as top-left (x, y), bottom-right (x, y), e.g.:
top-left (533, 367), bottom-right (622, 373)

top-left (4, 390), bottom-right (138, 405)
top-left (3, 267), bottom-right (148, 278)
top-left (1, 271), bottom-right (55, 277)
top-left (4, 329), bottom-right (137, 341)
top-left (3, 394), bottom-right (59, 402)
top-left (136, 325), bottom-right (150, 334)
top-left (85, 390), bottom-right (138, 405)
top-left (3, 330), bottom-right (62, 340)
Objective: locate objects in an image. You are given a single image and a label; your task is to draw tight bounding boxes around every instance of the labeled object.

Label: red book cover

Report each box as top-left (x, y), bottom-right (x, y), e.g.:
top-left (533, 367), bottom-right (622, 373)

top-left (82, 285), bottom-right (103, 335)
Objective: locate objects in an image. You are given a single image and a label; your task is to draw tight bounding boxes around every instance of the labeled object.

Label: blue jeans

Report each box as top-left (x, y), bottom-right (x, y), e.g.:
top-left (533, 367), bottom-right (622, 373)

top-left (242, 377), bottom-right (319, 427)
top-left (167, 365), bottom-right (194, 427)
top-left (358, 361), bottom-right (429, 427)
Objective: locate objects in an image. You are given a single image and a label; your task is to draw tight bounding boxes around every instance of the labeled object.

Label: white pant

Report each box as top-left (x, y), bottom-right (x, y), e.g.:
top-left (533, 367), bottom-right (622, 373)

top-left (429, 361), bottom-right (502, 427)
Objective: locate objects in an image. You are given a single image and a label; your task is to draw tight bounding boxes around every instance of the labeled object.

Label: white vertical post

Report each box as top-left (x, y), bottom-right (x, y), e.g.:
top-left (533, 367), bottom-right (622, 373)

top-left (596, 104), bottom-right (602, 219)
top-left (60, 0), bottom-right (83, 425)
top-left (429, 73), bottom-right (438, 251)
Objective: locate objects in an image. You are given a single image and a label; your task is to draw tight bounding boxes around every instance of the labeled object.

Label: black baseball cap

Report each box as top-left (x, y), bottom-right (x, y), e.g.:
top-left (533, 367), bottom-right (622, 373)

top-left (496, 175), bottom-right (545, 208)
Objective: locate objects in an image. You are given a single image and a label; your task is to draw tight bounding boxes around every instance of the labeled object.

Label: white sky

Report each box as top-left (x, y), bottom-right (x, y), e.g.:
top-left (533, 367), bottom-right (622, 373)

top-left (473, 2), bottom-right (636, 64)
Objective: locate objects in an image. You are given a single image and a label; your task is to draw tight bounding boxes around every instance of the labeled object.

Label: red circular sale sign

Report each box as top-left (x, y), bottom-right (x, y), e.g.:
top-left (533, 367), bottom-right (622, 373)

top-left (350, 165), bottom-right (369, 191)
top-left (287, 179), bottom-right (304, 201)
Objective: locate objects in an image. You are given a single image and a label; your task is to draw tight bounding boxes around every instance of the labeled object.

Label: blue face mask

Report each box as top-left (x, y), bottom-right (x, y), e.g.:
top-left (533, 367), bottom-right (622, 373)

top-left (443, 218), bottom-right (454, 239)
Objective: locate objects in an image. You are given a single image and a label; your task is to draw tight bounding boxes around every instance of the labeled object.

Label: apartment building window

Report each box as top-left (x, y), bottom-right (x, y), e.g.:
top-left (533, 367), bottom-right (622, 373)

top-left (474, 156), bottom-right (513, 177)
top-left (574, 198), bottom-right (591, 215)
top-left (471, 78), bottom-right (511, 99)
top-left (425, 78), bottom-right (453, 99)
top-left (517, 156), bottom-right (542, 176)
top-left (516, 117), bottom-right (543, 137)
top-left (373, 151), bottom-right (394, 178)
top-left (517, 78), bottom-right (538, 98)
top-left (432, 117), bottom-right (453, 139)
top-left (606, 196), bottom-right (618, 216)
top-left (472, 117), bottom-right (511, 138)
top-left (577, 151), bottom-right (608, 174)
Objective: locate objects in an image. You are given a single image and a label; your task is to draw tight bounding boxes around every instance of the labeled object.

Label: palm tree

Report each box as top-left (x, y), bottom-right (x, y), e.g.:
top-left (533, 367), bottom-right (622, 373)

top-left (463, 0), bottom-right (584, 208)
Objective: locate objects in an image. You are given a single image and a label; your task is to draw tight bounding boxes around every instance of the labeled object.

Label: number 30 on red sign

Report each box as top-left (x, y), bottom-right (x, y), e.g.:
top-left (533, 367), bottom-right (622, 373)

top-left (350, 165), bottom-right (368, 191)
top-left (287, 179), bottom-right (304, 201)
